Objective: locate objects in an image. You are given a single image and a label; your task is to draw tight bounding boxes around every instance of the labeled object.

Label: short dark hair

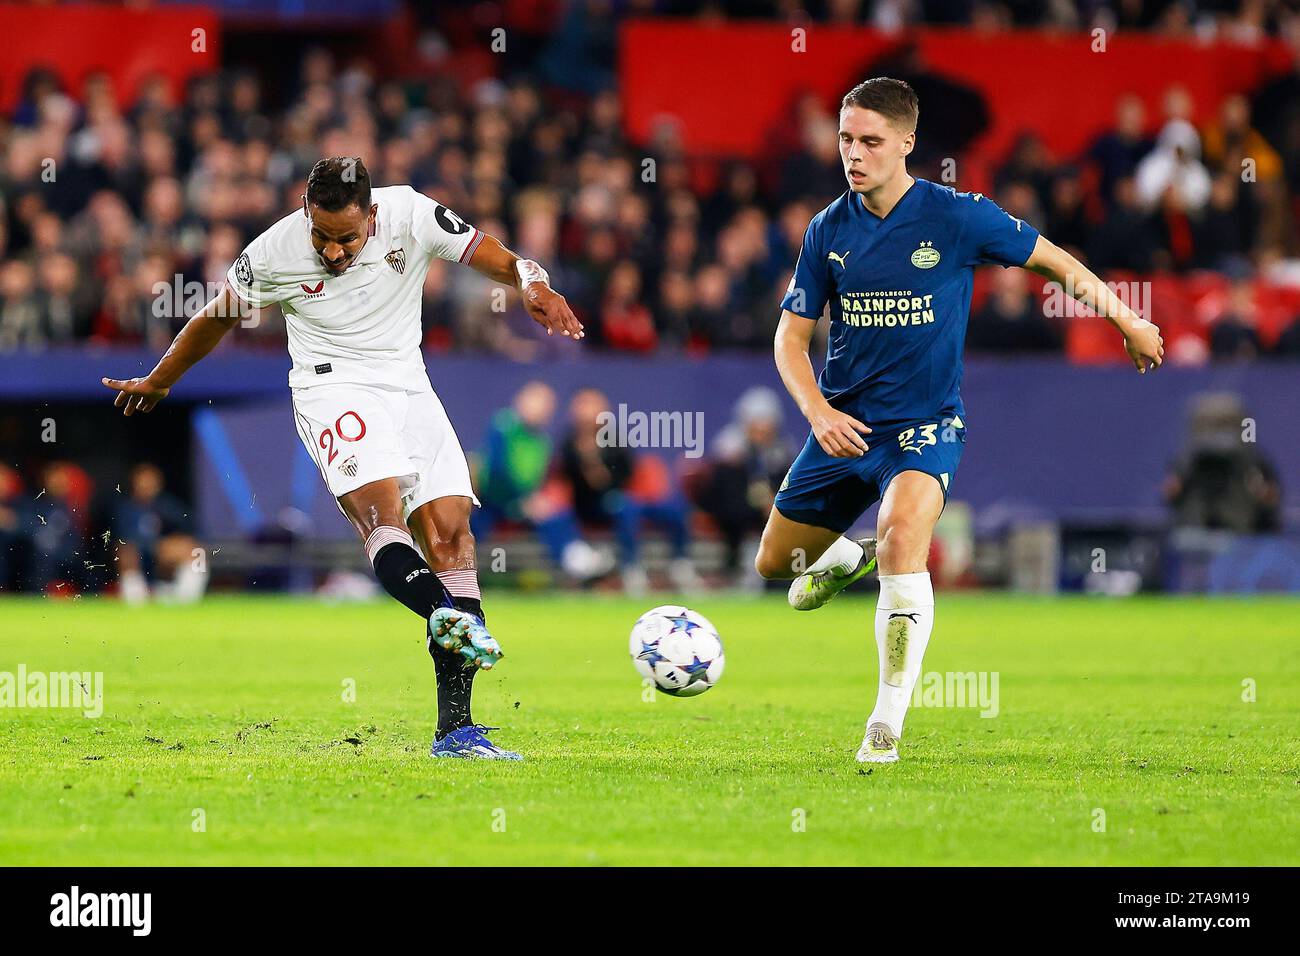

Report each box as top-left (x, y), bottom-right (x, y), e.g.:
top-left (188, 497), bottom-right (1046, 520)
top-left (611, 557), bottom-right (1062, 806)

top-left (841, 77), bottom-right (919, 133)
top-left (306, 157), bottom-right (371, 212)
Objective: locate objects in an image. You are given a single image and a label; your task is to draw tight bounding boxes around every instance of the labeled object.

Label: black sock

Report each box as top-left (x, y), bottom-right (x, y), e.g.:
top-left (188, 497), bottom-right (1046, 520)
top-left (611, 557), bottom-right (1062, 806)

top-left (371, 542), bottom-right (474, 739)
top-left (371, 542), bottom-right (453, 617)
top-left (430, 595), bottom-right (487, 739)
top-left (430, 642), bottom-right (474, 738)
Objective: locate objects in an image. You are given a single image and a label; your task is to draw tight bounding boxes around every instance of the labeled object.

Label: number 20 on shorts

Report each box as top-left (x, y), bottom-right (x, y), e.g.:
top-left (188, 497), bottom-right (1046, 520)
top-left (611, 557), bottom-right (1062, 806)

top-left (318, 411), bottom-right (367, 465)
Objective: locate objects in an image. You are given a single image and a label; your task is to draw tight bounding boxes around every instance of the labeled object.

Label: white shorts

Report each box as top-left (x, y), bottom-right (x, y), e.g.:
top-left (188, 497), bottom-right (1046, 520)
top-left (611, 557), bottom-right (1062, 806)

top-left (291, 380), bottom-right (478, 520)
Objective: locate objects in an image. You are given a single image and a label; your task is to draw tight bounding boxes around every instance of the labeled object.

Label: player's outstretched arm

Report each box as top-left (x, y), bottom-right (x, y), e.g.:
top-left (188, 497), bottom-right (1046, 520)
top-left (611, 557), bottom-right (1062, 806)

top-left (101, 285), bottom-right (245, 416)
top-left (467, 235), bottom-right (584, 339)
top-left (774, 310), bottom-right (871, 458)
top-left (1024, 235), bottom-right (1164, 374)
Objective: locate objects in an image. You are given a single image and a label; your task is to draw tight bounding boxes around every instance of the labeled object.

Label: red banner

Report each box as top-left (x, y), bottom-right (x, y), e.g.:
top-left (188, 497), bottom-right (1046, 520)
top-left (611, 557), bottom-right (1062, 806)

top-left (620, 20), bottom-right (1293, 163)
top-left (0, 4), bottom-right (220, 113)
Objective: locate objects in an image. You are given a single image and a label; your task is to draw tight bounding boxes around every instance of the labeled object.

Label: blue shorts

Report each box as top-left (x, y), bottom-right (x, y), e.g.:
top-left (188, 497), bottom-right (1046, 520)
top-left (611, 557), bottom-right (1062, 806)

top-left (774, 417), bottom-right (967, 533)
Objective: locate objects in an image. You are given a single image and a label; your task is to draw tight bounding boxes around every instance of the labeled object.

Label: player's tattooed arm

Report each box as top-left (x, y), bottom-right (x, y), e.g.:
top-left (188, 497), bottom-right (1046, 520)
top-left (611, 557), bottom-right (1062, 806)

top-left (1024, 235), bottom-right (1164, 374)
top-left (467, 234), bottom-right (585, 339)
top-left (774, 310), bottom-right (871, 458)
top-left (101, 285), bottom-right (245, 416)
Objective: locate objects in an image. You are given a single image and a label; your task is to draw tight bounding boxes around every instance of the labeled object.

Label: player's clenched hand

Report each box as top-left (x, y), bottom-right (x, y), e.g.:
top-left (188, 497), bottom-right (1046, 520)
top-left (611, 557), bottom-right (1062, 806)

top-left (101, 376), bottom-right (170, 416)
top-left (1124, 319), bottom-right (1164, 374)
top-left (522, 283), bottom-right (585, 339)
top-left (808, 404), bottom-right (871, 458)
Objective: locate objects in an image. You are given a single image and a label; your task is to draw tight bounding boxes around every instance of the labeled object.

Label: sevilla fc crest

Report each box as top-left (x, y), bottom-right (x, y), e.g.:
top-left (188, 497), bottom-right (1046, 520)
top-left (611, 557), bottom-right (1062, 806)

top-left (385, 248), bottom-right (406, 275)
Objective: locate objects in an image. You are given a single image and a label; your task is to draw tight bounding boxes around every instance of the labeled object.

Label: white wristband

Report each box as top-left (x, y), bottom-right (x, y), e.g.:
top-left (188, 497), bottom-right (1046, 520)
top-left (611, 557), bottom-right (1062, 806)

top-left (515, 258), bottom-right (550, 290)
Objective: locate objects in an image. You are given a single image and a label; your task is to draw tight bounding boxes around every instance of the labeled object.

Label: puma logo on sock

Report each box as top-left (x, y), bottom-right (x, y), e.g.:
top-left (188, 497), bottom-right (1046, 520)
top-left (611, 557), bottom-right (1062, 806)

top-left (888, 612), bottom-right (921, 623)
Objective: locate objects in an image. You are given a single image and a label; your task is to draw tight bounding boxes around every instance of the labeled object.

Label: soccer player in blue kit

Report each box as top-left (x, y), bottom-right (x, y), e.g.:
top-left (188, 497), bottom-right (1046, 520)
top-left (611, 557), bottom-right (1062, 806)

top-left (754, 78), bottom-right (1165, 763)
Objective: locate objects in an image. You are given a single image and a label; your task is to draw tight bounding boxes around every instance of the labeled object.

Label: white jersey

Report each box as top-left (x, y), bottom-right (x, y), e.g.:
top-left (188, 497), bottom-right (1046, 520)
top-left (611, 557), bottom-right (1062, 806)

top-left (226, 185), bottom-right (484, 391)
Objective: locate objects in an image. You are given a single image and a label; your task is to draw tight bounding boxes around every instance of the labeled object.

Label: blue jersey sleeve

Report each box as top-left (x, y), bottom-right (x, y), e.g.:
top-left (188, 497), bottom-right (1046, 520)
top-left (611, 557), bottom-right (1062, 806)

top-left (780, 213), bottom-right (831, 319)
top-left (963, 193), bottom-right (1039, 268)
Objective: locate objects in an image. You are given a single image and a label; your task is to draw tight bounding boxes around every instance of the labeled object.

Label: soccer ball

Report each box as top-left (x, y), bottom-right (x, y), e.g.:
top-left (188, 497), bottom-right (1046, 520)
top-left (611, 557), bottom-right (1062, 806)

top-left (629, 605), bottom-right (725, 697)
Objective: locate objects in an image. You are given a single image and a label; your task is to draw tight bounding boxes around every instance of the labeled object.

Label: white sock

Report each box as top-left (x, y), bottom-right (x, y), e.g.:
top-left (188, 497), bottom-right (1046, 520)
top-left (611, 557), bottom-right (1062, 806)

top-left (868, 571), bottom-right (934, 738)
top-left (807, 536), bottom-right (864, 575)
top-left (172, 564), bottom-right (209, 603)
top-left (120, 570), bottom-right (149, 605)
top-left (561, 540), bottom-right (603, 577)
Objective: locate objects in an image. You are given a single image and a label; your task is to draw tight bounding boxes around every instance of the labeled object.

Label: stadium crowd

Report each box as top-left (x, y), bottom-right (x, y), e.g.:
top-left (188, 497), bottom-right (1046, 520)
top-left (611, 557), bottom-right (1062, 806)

top-left (2, 3), bottom-right (1297, 596)
top-left (0, 382), bottom-right (796, 595)
top-left (2, 2), bottom-right (1300, 360)
top-left (654, 1), bottom-right (1297, 36)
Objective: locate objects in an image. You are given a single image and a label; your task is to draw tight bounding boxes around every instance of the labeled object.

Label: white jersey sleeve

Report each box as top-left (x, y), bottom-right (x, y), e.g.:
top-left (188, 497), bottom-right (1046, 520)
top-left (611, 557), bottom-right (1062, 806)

top-left (407, 187), bottom-right (485, 264)
top-left (226, 233), bottom-right (281, 309)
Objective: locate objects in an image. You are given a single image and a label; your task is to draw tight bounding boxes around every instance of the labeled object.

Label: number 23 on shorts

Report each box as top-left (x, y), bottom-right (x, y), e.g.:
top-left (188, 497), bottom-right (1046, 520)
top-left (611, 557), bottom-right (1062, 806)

top-left (897, 423), bottom-right (938, 455)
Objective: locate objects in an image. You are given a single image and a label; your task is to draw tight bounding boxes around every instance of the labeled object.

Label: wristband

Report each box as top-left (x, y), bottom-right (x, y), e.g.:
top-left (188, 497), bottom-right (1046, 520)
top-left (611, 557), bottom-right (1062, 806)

top-left (515, 258), bottom-right (550, 290)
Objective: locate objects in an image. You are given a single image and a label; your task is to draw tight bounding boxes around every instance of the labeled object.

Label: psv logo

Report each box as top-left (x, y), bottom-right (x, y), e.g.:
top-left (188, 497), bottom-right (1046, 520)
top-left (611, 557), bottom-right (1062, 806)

top-left (910, 241), bottom-right (940, 269)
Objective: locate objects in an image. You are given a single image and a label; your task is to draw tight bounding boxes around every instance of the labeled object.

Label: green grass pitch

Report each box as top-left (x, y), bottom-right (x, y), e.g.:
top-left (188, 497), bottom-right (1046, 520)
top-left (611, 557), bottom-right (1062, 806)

top-left (1, 593), bottom-right (1297, 866)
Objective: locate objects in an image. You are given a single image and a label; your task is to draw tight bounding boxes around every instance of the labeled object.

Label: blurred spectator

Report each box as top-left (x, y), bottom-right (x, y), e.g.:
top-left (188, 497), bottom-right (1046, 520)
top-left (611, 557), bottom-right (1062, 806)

top-left (1251, 27), bottom-right (1300, 194)
top-left (0, 465), bottom-right (25, 590)
top-left (1163, 393), bottom-right (1281, 532)
top-left (704, 164), bottom-right (762, 232)
top-left (1086, 176), bottom-right (1163, 273)
top-left (538, 0), bottom-right (617, 95)
top-left (472, 382), bottom-right (613, 582)
top-left (967, 268), bottom-right (1062, 353)
top-left (1044, 169), bottom-right (1089, 256)
top-left (996, 179), bottom-right (1045, 235)
top-left (0, 260), bottom-right (42, 349)
top-left (37, 253), bottom-right (90, 343)
top-left (1135, 119), bottom-right (1213, 213)
top-left (1194, 173), bottom-right (1253, 271)
top-left (691, 387), bottom-right (794, 586)
top-left (996, 132), bottom-right (1055, 211)
top-left (600, 261), bottom-right (657, 352)
top-left (691, 264), bottom-right (736, 349)
top-left (1201, 94), bottom-right (1283, 183)
top-left (112, 463), bottom-right (208, 604)
top-left (558, 388), bottom-right (698, 593)
top-left (779, 108), bottom-right (848, 204)
top-left (1209, 282), bottom-right (1263, 361)
top-left (653, 269), bottom-right (696, 349)
top-left (28, 462), bottom-right (86, 593)
top-left (1085, 94), bottom-right (1154, 206)
top-left (421, 259), bottom-right (457, 351)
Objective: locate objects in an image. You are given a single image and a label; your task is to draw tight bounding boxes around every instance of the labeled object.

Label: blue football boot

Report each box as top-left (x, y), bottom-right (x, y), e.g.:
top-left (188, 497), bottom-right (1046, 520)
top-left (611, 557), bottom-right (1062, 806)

top-left (430, 725), bottom-right (523, 761)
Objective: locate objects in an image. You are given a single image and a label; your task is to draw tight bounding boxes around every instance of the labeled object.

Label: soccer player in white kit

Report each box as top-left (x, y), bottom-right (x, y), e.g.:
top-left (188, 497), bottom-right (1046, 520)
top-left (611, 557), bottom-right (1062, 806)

top-left (102, 157), bottom-right (585, 760)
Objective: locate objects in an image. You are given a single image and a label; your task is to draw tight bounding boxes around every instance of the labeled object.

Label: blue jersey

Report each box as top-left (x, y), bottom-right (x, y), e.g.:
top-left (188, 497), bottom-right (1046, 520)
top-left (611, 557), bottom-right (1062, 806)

top-left (780, 178), bottom-right (1039, 429)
